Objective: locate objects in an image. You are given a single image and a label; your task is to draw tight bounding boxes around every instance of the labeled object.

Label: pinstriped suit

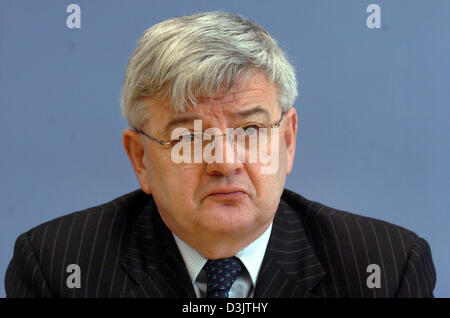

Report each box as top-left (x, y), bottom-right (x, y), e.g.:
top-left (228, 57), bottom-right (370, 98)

top-left (5, 188), bottom-right (436, 298)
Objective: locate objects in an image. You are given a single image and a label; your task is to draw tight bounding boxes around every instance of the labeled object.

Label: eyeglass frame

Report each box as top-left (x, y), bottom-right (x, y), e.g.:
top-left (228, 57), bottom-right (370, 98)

top-left (133, 111), bottom-right (287, 148)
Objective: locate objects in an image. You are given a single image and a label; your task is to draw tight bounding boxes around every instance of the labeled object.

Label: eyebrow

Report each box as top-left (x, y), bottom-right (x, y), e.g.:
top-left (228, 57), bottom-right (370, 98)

top-left (164, 114), bottom-right (201, 133)
top-left (163, 105), bottom-right (271, 132)
top-left (230, 105), bottom-right (270, 122)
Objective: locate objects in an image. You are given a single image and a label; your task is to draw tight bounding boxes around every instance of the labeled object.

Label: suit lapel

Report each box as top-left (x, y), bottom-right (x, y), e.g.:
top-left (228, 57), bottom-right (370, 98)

top-left (254, 196), bottom-right (326, 298)
top-left (119, 196), bottom-right (195, 298)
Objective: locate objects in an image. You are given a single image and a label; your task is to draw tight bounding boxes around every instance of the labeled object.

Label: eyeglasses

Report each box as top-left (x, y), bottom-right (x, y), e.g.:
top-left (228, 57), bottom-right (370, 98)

top-left (133, 111), bottom-right (286, 151)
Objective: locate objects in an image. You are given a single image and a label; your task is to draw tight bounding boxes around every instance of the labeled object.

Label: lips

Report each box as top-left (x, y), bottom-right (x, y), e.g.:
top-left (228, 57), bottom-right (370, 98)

top-left (204, 186), bottom-right (248, 200)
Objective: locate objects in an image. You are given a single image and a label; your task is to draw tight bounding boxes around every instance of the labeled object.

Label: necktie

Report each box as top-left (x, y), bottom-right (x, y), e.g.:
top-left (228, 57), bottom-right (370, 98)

top-left (204, 257), bottom-right (242, 298)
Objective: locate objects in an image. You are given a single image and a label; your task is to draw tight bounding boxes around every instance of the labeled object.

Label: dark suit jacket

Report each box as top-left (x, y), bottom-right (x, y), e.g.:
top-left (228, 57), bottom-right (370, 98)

top-left (5, 188), bottom-right (436, 298)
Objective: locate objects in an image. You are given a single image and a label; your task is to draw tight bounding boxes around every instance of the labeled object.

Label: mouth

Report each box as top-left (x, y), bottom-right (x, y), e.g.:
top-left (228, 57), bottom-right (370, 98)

top-left (204, 187), bottom-right (248, 200)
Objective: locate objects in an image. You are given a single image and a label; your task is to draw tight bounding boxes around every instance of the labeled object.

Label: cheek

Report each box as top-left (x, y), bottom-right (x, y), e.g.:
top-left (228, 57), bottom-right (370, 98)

top-left (245, 162), bottom-right (285, 202)
top-left (246, 138), bottom-right (288, 204)
top-left (148, 160), bottom-right (202, 209)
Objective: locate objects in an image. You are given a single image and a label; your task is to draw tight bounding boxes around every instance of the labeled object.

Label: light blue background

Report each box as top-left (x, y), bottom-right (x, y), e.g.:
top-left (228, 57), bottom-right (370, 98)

top-left (1, 0), bottom-right (448, 297)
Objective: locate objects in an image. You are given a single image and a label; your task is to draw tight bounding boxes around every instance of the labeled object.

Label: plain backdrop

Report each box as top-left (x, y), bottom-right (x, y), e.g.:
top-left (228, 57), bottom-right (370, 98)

top-left (1, 0), bottom-right (448, 297)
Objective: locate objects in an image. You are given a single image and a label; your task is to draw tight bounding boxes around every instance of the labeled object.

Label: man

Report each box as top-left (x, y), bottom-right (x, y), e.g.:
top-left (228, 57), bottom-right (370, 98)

top-left (5, 11), bottom-right (435, 298)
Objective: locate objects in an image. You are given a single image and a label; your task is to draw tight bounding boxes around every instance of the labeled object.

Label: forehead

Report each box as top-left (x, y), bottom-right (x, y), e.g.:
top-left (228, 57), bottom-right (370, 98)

top-left (196, 71), bottom-right (278, 110)
top-left (144, 70), bottom-right (280, 130)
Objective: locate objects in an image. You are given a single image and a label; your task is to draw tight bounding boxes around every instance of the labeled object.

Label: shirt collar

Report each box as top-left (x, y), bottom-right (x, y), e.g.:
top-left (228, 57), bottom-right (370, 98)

top-left (235, 223), bottom-right (272, 286)
top-left (172, 223), bottom-right (273, 287)
top-left (172, 234), bottom-right (207, 284)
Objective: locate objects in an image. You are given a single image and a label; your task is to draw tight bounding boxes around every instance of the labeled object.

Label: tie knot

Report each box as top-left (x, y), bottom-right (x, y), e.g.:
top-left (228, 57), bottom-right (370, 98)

top-left (204, 257), bottom-right (242, 298)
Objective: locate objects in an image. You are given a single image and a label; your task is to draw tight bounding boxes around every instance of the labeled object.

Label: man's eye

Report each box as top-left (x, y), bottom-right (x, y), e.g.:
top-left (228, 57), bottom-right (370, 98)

top-left (178, 133), bottom-right (196, 143)
top-left (243, 125), bottom-right (260, 136)
top-left (172, 133), bottom-right (193, 143)
top-left (181, 133), bottom-right (204, 143)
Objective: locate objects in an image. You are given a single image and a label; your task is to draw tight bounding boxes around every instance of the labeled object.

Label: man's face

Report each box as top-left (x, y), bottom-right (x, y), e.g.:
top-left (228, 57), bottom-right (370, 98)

top-left (123, 70), bottom-right (297, 257)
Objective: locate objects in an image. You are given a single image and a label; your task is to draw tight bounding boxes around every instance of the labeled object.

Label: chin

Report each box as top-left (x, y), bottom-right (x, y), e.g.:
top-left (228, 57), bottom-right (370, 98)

top-left (200, 205), bottom-right (257, 235)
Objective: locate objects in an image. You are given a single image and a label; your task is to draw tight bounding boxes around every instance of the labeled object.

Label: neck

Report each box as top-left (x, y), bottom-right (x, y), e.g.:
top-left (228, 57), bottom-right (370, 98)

top-left (177, 220), bottom-right (273, 260)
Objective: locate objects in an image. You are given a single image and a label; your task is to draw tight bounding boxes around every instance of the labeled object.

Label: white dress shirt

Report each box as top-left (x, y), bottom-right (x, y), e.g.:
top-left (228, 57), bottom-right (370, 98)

top-left (172, 223), bottom-right (273, 298)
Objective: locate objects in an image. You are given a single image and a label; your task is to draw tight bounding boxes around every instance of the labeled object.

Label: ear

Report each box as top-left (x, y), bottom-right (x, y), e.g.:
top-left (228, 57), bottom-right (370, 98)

top-left (283, 108), bottom-right (298, 176)
top-left (122, 129), bottom-right (152, 194)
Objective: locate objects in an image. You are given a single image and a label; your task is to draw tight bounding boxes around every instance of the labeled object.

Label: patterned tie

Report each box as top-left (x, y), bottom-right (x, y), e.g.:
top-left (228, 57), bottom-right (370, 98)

top-left (204, 257), bottom-right (242, 298)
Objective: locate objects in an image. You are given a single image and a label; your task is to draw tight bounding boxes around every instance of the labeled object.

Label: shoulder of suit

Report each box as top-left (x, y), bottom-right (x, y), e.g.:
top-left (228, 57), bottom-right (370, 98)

top-left (24, 188), bottom-right (151, 240)
top-left (281, 188), bottom-right (424, 247)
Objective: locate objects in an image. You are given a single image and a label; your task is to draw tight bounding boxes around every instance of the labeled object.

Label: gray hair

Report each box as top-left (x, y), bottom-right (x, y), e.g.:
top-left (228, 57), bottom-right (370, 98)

top-left (120, 11), bottom-right (298, 129)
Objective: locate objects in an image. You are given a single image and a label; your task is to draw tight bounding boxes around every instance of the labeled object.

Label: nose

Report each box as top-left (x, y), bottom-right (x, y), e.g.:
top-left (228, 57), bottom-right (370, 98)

top-left (206, 160), bottom-right (243, 176)
top-left (205, 134), bottom-right (243, 176)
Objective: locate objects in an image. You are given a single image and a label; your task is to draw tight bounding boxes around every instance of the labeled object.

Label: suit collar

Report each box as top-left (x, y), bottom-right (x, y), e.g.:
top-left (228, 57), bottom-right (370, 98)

top-left (254, 193), bottom-right (326, 298)
top-left (119, 196), bottom-right (196, 298)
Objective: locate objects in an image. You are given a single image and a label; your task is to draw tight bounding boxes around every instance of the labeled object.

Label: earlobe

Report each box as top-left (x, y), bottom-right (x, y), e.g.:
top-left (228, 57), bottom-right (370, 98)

top-left (122, 129), bottom-right (152, 195)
